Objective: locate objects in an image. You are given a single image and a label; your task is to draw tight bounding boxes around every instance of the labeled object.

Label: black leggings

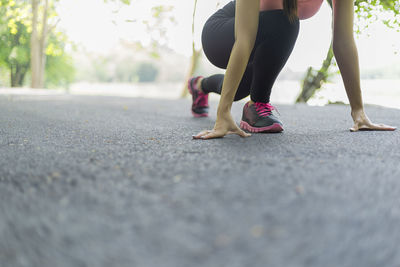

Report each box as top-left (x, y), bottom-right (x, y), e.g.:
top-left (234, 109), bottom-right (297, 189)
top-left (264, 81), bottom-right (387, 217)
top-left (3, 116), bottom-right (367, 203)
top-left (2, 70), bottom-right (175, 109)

top-left (201, 1), bottom-right (300, 103)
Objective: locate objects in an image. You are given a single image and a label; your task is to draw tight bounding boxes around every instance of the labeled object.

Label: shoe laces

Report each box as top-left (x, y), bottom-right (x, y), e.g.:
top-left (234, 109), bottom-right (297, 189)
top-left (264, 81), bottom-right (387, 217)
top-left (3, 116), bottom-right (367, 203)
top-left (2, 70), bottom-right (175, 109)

top-left (254, 102), bottom-right (277, 117)
top-left (194, 90), bottom-right (208, 107)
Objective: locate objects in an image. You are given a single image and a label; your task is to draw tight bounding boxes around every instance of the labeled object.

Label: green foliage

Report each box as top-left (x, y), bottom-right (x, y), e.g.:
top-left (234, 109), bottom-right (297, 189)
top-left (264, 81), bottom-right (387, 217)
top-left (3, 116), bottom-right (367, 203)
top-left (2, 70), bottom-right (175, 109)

top-left (45, 34), bottom-right (75, 89)
top-left (43, 30), bottom-right (76, 88)
top-left (0, 1), bottom-right (30, 86)
top-left (0, 0), bottom-right (75, 88)
top-left (0, 66), bottom-right (9, 86)
top-left (354, 0), bottom-right (400, 32)
top-left (45, 53), bottom-right (75, 88)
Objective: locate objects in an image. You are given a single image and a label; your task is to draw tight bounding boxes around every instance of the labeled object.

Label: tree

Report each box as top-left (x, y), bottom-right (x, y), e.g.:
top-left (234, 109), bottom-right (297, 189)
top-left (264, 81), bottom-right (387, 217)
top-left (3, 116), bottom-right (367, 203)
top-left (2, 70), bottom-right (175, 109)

top-left (0, 0), bottom-right (31, 87)
top-left (296, 0), bottom-right (400, 103)
top-left (30, 0), bottom-right (61, 88)
top-left (0, 0), bottom-right (72, 88)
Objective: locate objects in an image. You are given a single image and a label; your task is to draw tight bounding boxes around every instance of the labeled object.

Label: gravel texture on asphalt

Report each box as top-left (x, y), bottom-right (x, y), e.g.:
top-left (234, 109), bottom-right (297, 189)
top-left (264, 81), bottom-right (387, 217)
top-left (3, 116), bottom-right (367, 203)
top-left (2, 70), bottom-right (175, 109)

top-left (1, 94), bottom-right (400, 267)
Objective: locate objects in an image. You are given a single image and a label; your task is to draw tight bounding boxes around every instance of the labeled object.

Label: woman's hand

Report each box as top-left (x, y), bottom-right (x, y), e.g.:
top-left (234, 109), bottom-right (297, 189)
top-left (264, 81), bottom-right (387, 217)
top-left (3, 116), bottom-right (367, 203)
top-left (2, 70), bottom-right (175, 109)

top-left (350, 109), bottom-right (396, 132)
top-left (193, 112), bottom-right (251, 140)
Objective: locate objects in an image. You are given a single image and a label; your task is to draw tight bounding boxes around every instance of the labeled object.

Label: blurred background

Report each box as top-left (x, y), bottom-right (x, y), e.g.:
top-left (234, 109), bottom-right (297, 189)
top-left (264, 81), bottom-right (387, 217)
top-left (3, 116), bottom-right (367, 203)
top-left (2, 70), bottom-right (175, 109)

top-left (0, 0), bottom-right (399, 108)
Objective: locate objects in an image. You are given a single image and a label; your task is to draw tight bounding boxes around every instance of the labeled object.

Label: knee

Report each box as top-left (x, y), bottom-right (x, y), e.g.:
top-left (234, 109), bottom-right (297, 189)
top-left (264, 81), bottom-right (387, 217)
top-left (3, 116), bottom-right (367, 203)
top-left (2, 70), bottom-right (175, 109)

top-left (234, 91), bottom-right (249, 102)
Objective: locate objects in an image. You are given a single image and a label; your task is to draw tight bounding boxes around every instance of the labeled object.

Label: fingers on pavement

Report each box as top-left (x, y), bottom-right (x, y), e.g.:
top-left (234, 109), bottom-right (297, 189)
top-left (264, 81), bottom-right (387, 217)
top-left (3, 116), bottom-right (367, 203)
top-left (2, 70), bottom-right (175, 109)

top-left (193, 130), bottom-right (211, 139)
top-left (350, 124), bottom-right (397, 132)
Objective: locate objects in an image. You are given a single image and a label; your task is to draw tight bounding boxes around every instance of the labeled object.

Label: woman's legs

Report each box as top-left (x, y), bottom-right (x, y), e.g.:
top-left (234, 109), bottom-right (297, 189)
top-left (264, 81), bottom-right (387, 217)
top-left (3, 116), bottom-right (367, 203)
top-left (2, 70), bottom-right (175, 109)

top-left (200, 4), bottom-right (299, 104)
top-left (195, 3), bottom-right (300, 132)
top-left (200, 64), bottom-right (254, 101)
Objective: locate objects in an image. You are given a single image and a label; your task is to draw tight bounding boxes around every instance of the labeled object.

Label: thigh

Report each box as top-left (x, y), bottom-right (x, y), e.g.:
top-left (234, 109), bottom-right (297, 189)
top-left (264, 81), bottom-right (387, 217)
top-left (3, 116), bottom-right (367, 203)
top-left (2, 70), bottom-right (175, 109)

top-left (249, 10), bottom-right (300, 62)
top-left (201, 2), bottom-right (235, 69)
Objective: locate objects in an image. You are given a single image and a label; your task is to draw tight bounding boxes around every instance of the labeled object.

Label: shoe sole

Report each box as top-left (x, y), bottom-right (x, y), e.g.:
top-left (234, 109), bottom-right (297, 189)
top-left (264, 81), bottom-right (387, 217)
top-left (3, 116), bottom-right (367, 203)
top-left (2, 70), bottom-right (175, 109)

top-left (188, 77), bottom-right (209, 118)
top-left (192, 111), bottom-right (208, 118)
top-left (240, 120), bottom-right (283, 133)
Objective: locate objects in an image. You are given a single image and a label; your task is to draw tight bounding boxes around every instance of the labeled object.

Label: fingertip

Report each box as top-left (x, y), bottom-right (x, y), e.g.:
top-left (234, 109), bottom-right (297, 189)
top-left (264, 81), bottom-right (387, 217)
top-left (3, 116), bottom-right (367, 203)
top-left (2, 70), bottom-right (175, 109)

top-left (238, 130), bottom-right (251, 138)
top-left (193, 134), bottom-right (205, 139)
top-left (241, 132), bottom-right (251, 138)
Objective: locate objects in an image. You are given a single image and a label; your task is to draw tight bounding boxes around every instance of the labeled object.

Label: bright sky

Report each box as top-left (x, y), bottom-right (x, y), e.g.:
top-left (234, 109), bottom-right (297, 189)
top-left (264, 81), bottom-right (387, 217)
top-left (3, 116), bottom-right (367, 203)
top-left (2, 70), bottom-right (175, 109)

top-left (58, 0), bottom-right (400, 72)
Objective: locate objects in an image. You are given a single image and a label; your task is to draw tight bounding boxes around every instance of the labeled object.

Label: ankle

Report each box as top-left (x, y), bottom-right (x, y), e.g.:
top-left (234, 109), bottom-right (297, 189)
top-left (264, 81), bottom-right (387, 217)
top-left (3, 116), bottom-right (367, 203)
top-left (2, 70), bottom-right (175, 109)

top-left (196, 77), bottom-right (205, 94)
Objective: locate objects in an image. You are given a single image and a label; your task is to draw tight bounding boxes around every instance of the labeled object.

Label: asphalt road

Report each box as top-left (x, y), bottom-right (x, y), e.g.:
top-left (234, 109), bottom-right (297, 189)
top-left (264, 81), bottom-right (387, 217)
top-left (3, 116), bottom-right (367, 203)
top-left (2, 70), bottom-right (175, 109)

top-left (1, 94), bottom-right (400, 267)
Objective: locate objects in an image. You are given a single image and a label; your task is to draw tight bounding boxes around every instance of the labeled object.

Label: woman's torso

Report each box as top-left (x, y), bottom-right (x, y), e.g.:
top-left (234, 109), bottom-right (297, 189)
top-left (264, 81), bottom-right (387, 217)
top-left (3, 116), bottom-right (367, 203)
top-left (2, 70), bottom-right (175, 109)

top-left (259, 0), bottom-right (324, 20)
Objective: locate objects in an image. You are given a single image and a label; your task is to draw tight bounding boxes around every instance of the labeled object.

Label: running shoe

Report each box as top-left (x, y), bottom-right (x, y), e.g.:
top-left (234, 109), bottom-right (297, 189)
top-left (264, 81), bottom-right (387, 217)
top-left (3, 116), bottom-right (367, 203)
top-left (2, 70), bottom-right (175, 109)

top-left (188, 76), bottom-right (209, 117)
top-left (240, 102), bottom-right (283, 133)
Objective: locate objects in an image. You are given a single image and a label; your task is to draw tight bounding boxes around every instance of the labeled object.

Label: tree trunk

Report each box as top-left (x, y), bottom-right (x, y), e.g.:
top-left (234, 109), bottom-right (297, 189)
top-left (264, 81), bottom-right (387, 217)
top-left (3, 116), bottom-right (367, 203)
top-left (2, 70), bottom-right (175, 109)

top-left (10, 64), bottom-right (17, 87)
top-left (12, 65), bottom-right (21, 87)
top-left (296, 43), bottom-right (334, 103)
top-left (19, 68), bottom-right (27, 86)
top-left (30, 0), bottom-right (40, 88)
top-left (11, 64), bottom-right (28, 87)
top-left (295, 0), bottom-right (333, 103)
top-left (30, 0), bottom-right (48, 89)
top-left (180, 0), bottom-right (201, 98)
top-left (39, 0), bottom-right (49, 87)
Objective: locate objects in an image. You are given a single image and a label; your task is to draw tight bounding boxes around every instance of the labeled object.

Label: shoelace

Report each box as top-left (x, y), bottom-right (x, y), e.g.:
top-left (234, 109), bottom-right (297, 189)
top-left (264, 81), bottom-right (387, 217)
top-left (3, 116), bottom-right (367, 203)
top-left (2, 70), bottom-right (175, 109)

top-left (194, 90), bottom-right (208, 107)
top-left (254, 102), bottom-right (277, 117)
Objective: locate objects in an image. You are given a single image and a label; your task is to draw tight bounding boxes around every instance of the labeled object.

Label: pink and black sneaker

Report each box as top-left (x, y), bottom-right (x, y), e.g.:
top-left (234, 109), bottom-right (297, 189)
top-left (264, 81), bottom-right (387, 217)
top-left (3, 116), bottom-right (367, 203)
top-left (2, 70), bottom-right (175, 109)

top-left (188, 76), bottom-right (209, 117)
top-left (240, 102), bottom-right (283, 133)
